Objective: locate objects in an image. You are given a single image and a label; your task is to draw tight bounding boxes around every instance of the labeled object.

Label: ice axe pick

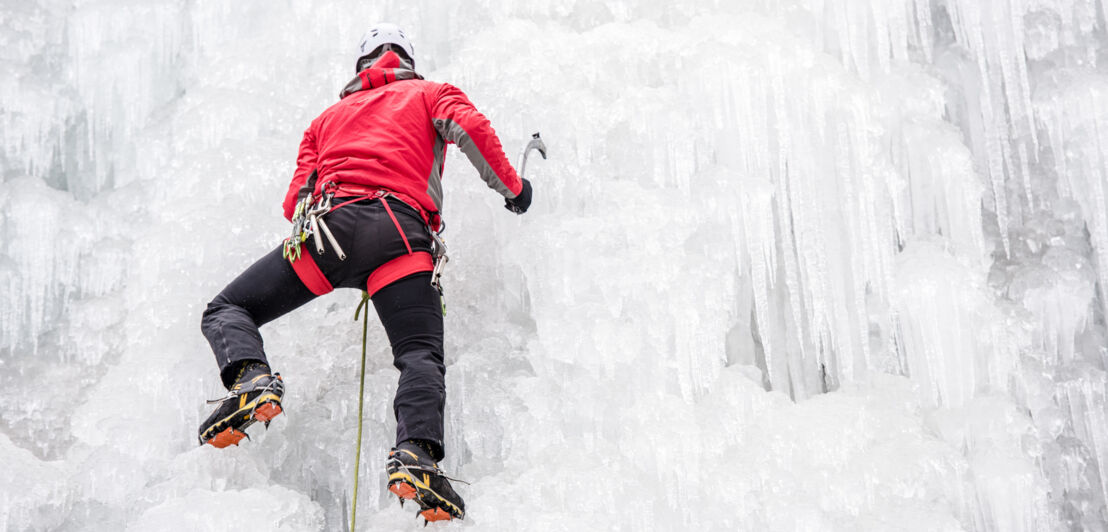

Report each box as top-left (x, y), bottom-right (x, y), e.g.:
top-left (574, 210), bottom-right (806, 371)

top-left (517, 132), bottom-right (547, 180)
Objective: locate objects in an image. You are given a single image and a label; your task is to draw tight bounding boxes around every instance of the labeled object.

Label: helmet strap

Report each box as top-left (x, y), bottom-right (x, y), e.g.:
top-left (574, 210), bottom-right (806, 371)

top-left (356, 44), bottom-right (414, 73)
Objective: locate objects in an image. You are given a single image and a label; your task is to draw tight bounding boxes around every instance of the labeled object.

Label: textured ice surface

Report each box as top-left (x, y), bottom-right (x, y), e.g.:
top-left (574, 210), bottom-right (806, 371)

top-left (3, 0), bottom-right (1108, 530)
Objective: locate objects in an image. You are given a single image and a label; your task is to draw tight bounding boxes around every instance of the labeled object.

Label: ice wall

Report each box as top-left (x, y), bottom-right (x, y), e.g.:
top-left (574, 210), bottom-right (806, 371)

top-left (2, 0), bottom-right (1108, 530)
top-left (736, 1), bottom-right (1108, 528)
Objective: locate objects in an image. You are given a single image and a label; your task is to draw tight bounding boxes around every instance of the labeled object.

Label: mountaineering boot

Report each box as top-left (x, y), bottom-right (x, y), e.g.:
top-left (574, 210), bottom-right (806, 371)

top-left (198, 362), bottom-right (284, 448)
top-left (385, 440), bottom-right (466, 522)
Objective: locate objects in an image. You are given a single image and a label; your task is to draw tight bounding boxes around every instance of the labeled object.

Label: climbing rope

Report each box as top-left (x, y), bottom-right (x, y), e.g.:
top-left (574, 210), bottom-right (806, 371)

top-left (350, 291), bottom-right (371, 532)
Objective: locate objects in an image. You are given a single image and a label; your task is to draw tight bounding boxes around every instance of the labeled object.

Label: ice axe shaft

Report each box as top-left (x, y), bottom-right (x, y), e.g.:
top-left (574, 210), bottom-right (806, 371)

top-left (517, 132), bottom-right (547, 180)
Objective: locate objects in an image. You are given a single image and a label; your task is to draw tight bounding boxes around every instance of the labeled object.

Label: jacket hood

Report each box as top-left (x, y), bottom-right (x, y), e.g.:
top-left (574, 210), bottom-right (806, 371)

top-left (339, 51), bottom-right (423, 99)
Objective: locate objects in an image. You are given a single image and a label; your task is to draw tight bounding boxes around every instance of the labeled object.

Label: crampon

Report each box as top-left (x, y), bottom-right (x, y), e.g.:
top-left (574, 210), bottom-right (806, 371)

top-left (385, 442), bottom-right (466, 523)
top-left (198, 363), bottom-right (285, 448)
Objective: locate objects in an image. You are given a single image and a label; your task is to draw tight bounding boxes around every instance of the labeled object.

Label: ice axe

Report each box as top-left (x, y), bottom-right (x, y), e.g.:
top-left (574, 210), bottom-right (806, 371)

top-left (517, 132), bottom-right (547, 180)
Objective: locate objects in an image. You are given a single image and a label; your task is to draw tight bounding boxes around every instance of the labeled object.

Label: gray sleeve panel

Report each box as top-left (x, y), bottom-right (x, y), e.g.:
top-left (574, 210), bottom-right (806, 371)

top-left (425, 134), bottom-right (446, 212)
top-left (432, 118), bottom-right (515, 198)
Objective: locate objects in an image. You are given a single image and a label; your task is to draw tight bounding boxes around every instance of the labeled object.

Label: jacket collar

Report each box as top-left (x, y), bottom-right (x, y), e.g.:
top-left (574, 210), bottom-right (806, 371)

top-left (339, 51), bottom-right (423, 99)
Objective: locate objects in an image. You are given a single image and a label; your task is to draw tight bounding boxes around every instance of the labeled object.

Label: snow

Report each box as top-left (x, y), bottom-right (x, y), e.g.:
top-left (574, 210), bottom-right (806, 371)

top-left (3, 0), bottom-right (1108, 530)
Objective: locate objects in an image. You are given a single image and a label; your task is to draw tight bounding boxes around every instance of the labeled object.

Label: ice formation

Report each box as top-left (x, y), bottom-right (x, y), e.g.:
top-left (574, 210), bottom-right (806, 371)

top-left (3, 0), bottom-right (1108, 530)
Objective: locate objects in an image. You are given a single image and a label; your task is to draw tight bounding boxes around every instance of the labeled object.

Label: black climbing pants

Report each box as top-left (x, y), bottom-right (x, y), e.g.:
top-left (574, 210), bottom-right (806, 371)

top-left (200, 197), bottom-right (447, 459)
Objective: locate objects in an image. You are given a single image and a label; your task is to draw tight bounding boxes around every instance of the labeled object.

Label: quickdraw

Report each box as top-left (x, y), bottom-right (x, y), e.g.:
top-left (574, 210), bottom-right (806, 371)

top-left (282, 194), bottom-right (313, 262)
top-left (283, 190), bottom-right (347, 262)
top-left (430, 229), bottom-right (449, 316)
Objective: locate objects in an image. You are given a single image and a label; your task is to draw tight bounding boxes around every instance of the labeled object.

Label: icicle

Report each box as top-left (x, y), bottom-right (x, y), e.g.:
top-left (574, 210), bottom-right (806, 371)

top-left (1058, 370), bottom-right (1108, 515)
top-left (911, 0), bottom-right (935, 62)
top-left (893, 242), bottom-right (1021, 407)
top-left (64, 0), bottom-right (190, 197)
top-left (1035, 74), bottom-right (1108, 331)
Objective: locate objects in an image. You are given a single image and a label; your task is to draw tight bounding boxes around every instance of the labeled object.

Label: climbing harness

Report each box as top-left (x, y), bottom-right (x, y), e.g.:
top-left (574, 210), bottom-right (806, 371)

top-left (283, 182), bottom-right (450, 318)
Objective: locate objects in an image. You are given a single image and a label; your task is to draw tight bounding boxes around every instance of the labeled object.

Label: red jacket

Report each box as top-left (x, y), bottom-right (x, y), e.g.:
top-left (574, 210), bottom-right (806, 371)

top-left (283, 51), bottom-right (523, 230)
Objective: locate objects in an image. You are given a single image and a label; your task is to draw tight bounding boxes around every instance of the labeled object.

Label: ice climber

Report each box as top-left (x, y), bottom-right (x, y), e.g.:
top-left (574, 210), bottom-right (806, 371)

top-left (196, 23), bottom-right (532, 522)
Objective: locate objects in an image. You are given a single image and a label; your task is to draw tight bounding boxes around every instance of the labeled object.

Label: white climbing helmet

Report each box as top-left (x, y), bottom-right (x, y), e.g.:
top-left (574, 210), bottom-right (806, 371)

top-left (355, 22), bottom-right (415, 72)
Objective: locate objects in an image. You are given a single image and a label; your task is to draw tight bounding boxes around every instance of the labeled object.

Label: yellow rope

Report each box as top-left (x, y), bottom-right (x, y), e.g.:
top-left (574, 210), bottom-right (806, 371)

top-left (350, 291), bottom-right (371, 532)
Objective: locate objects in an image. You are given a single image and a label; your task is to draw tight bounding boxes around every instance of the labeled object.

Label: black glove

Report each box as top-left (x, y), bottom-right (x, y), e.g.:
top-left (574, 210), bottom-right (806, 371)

top-left (504, 178), bottom-right (532, 214)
